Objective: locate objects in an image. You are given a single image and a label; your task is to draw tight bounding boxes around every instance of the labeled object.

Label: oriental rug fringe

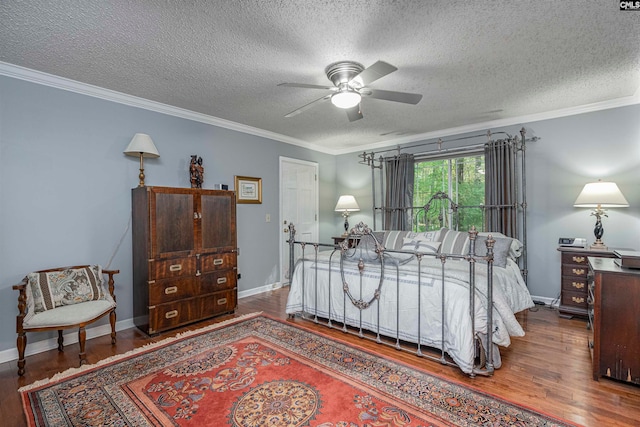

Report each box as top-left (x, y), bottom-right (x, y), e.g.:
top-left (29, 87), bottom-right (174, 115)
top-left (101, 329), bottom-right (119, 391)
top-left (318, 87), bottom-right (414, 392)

top-left (20, 312), bottom-right (581, 426)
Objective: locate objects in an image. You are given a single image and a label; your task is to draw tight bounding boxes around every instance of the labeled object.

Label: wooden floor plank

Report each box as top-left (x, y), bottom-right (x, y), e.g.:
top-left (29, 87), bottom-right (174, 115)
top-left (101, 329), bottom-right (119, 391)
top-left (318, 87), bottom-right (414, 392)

top-left (1, 287), bottom-right (639, 426)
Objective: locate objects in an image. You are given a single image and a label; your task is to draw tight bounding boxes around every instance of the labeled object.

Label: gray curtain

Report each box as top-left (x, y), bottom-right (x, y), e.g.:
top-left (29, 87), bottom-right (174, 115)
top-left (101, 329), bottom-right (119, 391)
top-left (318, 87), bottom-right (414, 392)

top-left (484, 138), bottom-right (516, 236)
top-left (384, 153), bottom-right (415, 230)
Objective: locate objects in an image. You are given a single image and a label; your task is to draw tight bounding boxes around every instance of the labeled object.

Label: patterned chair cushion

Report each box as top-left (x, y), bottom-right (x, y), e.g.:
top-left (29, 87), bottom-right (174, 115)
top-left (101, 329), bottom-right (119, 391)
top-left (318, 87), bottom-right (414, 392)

top-left (26, 265), bottom-right (107, 314)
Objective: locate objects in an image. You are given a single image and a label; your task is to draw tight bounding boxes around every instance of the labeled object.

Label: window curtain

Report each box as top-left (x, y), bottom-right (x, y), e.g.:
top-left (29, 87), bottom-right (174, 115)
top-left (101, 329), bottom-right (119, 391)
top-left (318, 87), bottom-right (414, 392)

top-left (484, 138), bottom-right (516, 236)
top-left (384, 153), bottom-right (415, 230)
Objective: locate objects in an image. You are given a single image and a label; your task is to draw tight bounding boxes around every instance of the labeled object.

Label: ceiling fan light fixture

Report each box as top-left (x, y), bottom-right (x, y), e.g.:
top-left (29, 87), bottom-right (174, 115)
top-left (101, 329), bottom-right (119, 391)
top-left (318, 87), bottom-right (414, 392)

top-left (331, 90), bottom-right (361, 109)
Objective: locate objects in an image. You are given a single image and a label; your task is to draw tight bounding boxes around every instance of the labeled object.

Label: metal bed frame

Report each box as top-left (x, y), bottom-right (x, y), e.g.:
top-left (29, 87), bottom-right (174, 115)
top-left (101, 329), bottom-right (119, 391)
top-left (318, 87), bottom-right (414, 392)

top-left (287, 199), bottom-right (499, 377)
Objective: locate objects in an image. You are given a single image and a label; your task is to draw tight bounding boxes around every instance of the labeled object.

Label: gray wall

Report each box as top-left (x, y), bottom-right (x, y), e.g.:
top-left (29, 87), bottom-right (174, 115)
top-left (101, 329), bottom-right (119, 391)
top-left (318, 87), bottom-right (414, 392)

top-left (336, 105), bottom-right (640, 300)
top-left (0, 76), bottom-right (336, 354)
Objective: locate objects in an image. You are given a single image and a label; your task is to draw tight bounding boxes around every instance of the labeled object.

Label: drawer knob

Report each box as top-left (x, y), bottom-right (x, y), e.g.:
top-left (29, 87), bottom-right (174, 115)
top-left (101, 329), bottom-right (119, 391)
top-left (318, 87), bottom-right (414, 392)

top-left (572, 256), bottom-right (585, 263)
top-left (572, 296), bottom-right (585, 304)
top-left (213, 258), bottom-right (224, 266)
top-left (169, 264), bottom-right (182, 272)
top-left (572, 268), bottom-right (585, 276)
top-left (217, 277), bottom-right (228, 284)
top-left (165, 286), bottom-right (178, 295)
top-left (217, 298), bottom-right (227, 305)
top-left (165, 310), bottom-right (178, 319)
top-left (571, 282), bottom-right (585, 289)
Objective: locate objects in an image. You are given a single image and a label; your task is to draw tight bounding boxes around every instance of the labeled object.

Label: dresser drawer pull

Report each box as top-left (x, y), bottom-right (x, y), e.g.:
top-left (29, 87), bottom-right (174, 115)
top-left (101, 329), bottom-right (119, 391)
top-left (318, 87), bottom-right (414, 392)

top-left (571, 296), bottom-right (585, 304)
top-left (217, 298), bottom-right (228, 305)
top-left (165, 310), bottom-right (178, 319)
top-left (572, 256), bottom-right (585, 263)
top-left (165, 286), bottom-right (178, 295)
top-left (571, 282), bottom-right (585, 289)
top-left (217, 277), bottom-right (227, 284)
top-left (169, 264), bottom-right (182, 272)
top-left (213, 258), bottom-right (224, 266)
top-left (572, 268), bottom-right (585, 276)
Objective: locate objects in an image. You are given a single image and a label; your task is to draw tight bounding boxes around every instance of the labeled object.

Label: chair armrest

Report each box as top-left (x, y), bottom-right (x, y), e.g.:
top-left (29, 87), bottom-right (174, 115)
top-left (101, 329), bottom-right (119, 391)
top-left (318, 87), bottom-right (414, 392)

top-left (12, 278), bottom-right (28, 322)
top-left (103, 269), bottom-right (119, 301)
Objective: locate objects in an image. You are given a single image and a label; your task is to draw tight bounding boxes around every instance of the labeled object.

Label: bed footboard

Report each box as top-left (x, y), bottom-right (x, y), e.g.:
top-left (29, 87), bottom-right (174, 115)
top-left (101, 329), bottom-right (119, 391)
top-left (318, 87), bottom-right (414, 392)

top-left (286, 222), bottom-right (497, 377)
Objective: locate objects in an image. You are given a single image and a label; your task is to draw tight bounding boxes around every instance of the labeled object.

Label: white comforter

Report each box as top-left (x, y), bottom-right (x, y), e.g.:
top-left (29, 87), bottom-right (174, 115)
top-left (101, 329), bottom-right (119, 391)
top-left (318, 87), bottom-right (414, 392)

top-left (285, 250), bottom-right (533, 374)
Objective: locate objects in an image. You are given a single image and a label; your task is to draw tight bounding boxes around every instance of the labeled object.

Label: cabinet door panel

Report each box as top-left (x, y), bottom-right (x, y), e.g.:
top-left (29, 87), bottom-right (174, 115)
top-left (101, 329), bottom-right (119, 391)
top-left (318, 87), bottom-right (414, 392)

top-left (153, 192), bottom-right (195, 258)
top-left (200, 192), bottom-right (236, 252)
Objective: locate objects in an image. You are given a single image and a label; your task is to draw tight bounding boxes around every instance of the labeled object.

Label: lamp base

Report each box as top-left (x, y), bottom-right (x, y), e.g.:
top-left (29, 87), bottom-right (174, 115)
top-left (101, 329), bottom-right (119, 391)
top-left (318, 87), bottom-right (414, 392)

top-left (590, 240), bottom-right (608, 251)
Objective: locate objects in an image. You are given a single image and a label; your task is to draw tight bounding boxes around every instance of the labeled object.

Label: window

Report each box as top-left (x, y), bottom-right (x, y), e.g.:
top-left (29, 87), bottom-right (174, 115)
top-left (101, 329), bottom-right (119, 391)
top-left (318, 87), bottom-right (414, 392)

top-left (413, 154), bottom-right (485, 232)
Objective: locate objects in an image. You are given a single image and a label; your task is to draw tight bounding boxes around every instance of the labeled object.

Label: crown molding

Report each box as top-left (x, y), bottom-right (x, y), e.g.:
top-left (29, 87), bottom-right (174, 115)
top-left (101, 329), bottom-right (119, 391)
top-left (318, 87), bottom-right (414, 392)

top-left (0, 62), bottom-right (337, 155)
top-left (2, 61), bottom-right (638, 157)
top-left (335, 91), bottom-right (640, 155)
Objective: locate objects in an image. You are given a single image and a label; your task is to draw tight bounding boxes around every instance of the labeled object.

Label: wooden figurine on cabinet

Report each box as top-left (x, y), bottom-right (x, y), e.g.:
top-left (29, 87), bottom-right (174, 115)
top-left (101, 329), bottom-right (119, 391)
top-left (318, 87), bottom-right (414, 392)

top-left (190, 155), bottom-right (204, 189)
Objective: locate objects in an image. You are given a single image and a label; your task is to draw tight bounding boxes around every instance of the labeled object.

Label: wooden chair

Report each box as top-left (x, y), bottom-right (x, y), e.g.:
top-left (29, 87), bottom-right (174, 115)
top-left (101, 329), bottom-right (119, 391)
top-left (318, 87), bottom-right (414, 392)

top-left (12, 265), bottom-right (119, 376)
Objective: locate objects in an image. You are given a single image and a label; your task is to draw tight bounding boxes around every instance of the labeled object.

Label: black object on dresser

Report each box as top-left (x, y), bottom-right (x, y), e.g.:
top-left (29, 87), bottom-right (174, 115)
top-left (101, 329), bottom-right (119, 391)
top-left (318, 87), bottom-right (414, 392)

top-left (132, 186), bottom-right (238, 335)
top-left (588, 257), bottom-right (640, 384)
top-left (557, 247), bottom-right (618, 319)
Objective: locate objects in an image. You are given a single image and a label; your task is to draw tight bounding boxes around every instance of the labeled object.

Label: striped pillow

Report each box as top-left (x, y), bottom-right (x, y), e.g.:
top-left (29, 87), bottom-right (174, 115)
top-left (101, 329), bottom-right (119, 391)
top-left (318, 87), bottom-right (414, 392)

top-left (401, 238), bottom-right (441, 254)
top-left (439, 228), bottom-right (470, 255)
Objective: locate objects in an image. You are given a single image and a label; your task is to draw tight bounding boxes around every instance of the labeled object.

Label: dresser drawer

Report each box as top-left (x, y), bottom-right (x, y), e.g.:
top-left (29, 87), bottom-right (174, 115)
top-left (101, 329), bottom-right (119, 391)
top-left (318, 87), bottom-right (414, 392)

top-left (150, 257), bottom-right (197, 279)
top-left (562, 252), bottom-right (588, 266)
top-left (561, 290), bottom-right (588, 310)
top-left (562, 264), bottom-right (588, 278)
top-left (200, 290), bottom-right (237, 318)
top-left (200, 252), bottom-right (237, 272)
top-left (561, 277), bottom-right (588, 293)
top-left (148, 277), bottom-right (198, 305)
top-left (148, 300), bottom-right (200, 334)
top-left (200, 270), bottom-right (237, 293)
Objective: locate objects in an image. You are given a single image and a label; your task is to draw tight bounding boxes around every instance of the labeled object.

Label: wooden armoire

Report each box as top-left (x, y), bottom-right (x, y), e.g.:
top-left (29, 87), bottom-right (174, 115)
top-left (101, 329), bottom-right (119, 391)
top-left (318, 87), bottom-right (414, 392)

top-left (132, 186), bottom-right (237, 335)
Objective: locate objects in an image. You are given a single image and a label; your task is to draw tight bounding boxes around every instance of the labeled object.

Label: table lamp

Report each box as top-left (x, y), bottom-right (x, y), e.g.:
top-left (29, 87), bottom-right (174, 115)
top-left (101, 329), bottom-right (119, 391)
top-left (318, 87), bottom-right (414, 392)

top-left (335, 195), bottom-right (360, 237)
top-left (124, 133), bottom-right (160, 187)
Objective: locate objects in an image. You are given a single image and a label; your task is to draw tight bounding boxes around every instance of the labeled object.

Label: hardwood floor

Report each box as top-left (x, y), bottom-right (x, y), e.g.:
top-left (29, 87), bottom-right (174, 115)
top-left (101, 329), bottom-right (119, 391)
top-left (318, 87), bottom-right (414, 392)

top-left (2, 287), bottom-right (639, 426)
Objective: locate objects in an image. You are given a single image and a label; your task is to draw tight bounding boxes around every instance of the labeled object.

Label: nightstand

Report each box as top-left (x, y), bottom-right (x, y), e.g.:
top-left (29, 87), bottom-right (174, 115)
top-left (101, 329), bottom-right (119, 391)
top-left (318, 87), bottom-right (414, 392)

top-left (557, 247), bottom-right (618, 319)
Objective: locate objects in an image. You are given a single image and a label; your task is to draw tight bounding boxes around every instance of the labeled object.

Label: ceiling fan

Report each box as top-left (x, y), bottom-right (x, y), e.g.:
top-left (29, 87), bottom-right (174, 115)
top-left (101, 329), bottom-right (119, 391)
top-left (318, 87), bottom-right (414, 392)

top-left (278, 60), bottom-right (423, 122)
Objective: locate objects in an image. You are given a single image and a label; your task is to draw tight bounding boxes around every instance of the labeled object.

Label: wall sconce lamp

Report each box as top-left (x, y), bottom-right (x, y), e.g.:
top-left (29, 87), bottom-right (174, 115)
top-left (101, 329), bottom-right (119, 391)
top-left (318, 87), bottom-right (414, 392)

top-left (124, 133), bottom-right (160, 187)
top-left (574, 180), bottom-right (629, 250)
top-left (335, 195), bottom-right (360, 237)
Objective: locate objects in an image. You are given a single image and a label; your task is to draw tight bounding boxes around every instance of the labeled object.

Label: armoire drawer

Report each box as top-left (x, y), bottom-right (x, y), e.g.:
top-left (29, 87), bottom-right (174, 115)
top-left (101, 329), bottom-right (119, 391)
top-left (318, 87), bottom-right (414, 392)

top-left (150, 257), bottom-right (197, 279)
top-left (200, 270), bottom-right (237, 293)
top-left (200, 252), bottom-right (237, 272)
top-left (200, 290), bottom-right (237, 318)
top-left (148, 277), bottom-right (198, 305)
top-left (149, 299), bottom-right (200, 333)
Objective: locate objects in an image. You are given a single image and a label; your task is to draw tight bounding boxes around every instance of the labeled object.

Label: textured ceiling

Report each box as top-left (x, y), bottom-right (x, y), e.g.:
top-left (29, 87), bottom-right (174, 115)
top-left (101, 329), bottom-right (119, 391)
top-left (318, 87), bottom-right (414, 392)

top-left (1, 1), bottom-right (639, 154)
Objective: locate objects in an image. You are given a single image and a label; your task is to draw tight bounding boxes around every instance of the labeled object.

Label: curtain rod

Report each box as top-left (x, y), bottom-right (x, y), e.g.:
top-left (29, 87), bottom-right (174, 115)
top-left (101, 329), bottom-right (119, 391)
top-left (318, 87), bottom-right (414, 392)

top-left (359, 128), bottom-right (538, 165)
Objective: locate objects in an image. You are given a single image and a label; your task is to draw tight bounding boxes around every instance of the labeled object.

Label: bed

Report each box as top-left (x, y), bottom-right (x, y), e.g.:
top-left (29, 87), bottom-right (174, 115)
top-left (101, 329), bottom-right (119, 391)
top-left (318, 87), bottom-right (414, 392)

top-left (285, 222), bottom-right (534, 376)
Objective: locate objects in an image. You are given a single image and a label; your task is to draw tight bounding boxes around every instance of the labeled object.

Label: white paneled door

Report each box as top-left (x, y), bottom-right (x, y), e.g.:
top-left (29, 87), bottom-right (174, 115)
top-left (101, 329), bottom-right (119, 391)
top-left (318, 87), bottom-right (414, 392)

top-left (279, 157), bottom-right (318, 285)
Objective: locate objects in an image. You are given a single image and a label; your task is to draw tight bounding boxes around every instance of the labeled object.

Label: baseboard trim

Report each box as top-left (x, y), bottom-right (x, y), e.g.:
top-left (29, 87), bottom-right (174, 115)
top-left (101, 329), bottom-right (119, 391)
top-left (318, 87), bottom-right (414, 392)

top-left (0, 319), bottom-right (135, 365)
top-left (1, 287), bottom-right (548, 365)
top-left (0, 284), bottom-right (283, 365)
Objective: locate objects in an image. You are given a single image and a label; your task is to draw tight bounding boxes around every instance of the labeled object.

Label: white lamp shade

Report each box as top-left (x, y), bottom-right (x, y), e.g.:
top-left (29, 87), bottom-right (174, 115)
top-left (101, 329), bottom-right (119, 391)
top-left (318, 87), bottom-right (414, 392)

top-left (124, 133), bottom-right (160, 158)
top-left (331, 90), bottom-right (361, 109)
top-left (335, 195), bottom-right (360, 212)
top-left (574, 181), bottom-right (629, 207)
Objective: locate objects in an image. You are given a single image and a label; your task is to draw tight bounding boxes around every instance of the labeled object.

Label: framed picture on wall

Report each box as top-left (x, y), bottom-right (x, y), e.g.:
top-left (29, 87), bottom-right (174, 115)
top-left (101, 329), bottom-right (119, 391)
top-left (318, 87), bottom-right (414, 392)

top-left (234, 176), bottom-right (262, 204)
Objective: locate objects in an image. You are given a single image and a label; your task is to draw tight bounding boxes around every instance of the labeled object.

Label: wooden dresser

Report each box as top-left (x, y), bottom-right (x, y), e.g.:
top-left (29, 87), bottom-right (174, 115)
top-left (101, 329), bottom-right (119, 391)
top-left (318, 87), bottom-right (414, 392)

top-left (132, 186), bottom-right (237, 335)
top-left (587, 257), bottom-right (640, 384)
top-left (557, 247), bottom-right (617, 319)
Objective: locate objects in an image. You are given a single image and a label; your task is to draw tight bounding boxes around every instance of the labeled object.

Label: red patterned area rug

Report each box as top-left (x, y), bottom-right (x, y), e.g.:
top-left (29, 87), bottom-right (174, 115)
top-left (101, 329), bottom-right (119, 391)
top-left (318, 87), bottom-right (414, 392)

top-left (20, 313), bottom-right (581, 427)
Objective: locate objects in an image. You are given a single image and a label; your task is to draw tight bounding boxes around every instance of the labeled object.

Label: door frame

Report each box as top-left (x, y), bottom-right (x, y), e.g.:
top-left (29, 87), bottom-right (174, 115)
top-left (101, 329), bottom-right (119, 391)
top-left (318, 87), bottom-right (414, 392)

top-left (279, 156), bottom-right (319, 286)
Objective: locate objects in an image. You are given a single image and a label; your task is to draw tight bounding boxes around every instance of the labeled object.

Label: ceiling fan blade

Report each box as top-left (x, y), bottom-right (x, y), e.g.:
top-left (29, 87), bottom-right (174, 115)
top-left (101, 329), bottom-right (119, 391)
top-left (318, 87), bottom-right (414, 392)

top-left (364, 88), bottom-right (422, 104)
top-left (346, 105), bottom-right (363, 122)
top-left (278, 83), bottom-right (336, 90)
top-left (284, 94), bottom-right (331, 118)
top-left (350, 61), bottom-right (397, 87)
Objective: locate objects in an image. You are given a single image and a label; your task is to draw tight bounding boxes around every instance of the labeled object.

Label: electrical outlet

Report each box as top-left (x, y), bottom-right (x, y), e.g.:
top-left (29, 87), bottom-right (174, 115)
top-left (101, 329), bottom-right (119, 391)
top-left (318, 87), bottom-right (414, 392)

top-left (265, 214), bottom-right (271, 222)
